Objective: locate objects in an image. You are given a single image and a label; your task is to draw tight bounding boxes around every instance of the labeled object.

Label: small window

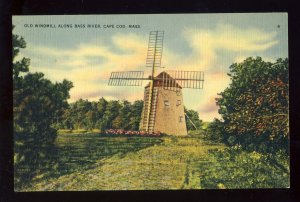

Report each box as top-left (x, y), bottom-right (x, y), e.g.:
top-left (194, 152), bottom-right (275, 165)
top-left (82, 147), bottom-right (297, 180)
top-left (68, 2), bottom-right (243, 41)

top-left (176, 100), bottom-right (181, 106)
top-left (164, 100), bottom-right (170, 107)
top-left (179, 116), bottom-right (184, 123)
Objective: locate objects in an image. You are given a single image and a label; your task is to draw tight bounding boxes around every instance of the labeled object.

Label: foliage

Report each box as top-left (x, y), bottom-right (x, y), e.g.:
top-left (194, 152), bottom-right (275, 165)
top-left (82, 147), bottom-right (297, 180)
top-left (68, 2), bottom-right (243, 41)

top-left (58, 99), bottom-right (144, 131)
top-left (213, 57), bottom-right (289, 152)
top-left (205, 119), bottom-right (226, 143)
top-left (59, 99), bottom-right (203, 133)
top-left (128, 100), bottom-right (144, 130)
top-left (201, 122), bottom-right (210, 130)
top-left (199, 147), bottom-right (290, 189)
top-left (13, 27), bottom-right (73, 187)
top-left (184, 108), bottom-right (203, 130)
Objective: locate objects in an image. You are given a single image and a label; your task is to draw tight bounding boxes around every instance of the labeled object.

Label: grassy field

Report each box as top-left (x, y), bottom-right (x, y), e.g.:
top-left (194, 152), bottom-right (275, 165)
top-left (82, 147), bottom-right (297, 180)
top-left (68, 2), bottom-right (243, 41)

top-left (17, 132), bottom-right (223, 191)
top-left (17, 131), bottom-right (289, 191)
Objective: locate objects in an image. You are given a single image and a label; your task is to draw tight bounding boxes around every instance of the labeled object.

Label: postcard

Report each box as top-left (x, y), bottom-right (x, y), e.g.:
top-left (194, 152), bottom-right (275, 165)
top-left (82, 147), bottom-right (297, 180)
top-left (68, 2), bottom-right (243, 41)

top-left (12, 13), bottom-right (289, 191)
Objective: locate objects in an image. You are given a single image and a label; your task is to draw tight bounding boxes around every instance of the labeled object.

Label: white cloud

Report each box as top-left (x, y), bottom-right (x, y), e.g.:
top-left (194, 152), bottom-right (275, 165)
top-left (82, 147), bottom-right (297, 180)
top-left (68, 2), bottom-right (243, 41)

top-left (182, 23), bottom-right (278, 70)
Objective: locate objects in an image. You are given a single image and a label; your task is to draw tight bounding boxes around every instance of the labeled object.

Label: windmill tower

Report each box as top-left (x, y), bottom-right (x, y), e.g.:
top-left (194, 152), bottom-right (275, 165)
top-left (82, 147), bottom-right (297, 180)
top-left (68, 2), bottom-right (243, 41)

top-left (108, 31), bottom-right (204, 136)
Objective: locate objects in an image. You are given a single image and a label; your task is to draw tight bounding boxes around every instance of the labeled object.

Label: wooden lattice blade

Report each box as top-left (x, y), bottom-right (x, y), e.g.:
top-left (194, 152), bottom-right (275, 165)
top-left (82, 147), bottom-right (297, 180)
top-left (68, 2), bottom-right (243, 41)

top-left (146, 31), bottom-right (164, 69)
top-left (108, 71), bottom-right (146, 86)
top-left (159, 71), bottom-right (204, 90)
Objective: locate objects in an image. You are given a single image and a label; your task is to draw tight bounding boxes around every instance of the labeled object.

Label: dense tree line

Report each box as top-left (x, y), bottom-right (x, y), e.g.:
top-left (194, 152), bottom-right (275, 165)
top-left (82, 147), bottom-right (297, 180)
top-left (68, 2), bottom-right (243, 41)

top-left (56, 98), bottom-right (143, 131)
top-left (57, 98), bottom-right (202, 132)
top-left (13, 27), bottom-right (73, 186)
top-left (206, 57), bottom-right (289, 153)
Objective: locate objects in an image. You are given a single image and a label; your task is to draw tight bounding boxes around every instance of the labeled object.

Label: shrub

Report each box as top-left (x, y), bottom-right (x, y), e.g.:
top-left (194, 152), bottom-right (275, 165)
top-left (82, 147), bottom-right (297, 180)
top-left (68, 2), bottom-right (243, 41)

top-left (215, 57), bottom-right (289, 153)
top-left (199, 147), bottom-right (290, 189)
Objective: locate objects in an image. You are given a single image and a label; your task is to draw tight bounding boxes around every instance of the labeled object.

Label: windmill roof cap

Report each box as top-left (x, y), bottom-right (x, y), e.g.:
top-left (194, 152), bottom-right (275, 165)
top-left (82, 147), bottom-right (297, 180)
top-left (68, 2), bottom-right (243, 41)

top-left (145, 71), bottom-right (182, 88)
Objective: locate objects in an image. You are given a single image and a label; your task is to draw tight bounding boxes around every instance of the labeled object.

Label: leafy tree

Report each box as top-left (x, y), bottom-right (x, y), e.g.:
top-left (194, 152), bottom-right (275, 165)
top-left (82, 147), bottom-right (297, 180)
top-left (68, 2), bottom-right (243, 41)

top-left (216, 57), bottom-right (289, 152)
top-left (205, 118), bottom-right (225, 143)
top-left (61, 107), bottom-right (73, 130)
top-left (90, 98), bottom-right (107, 130)
top-left (13, 28), bottom-right (73, 186)
top-left (185, 108), bottom-right (203, 131)
top-left (71, 99), bottom-right (93, 129)
top-left (12, 27), bottom-right (29, 79)
top-left (85, 110), bottom-right (97, 130)
top-left (52, 79), bottom-right (74, 126)
top-left (129, 100), bottom-right (144, 130)
top-left (118, 100), bottom-right (132, 129)
top-left (112, 115), bottom-right (123, 129)
top-left (103, 100), bottom-right (122, 129)
top-left (96, 97), bottom-right (108, 119)
top-left (60, 98), bottom-right (144, 131)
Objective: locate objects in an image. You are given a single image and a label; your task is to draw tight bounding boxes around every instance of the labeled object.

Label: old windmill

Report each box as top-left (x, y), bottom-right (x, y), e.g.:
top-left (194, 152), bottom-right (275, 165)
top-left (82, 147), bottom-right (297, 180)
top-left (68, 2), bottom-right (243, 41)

top-left (108, 31), bottom-right (204, 136)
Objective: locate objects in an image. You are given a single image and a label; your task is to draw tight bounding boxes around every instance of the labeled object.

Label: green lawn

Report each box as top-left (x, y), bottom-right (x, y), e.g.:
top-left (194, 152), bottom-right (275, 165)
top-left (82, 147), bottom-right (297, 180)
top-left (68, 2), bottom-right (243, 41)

top-left (17, 132), bottom-right (289, 191)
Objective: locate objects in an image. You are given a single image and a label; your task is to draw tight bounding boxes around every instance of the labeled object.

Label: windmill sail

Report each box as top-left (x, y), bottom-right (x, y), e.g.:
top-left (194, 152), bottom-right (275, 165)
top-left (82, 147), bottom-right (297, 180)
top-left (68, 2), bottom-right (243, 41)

top-left (162, 70), bottom-right (204, 90)
top-left (108, 71), bottom-right (145, 86)
top-left (146, 31), bottom-right (164, 69)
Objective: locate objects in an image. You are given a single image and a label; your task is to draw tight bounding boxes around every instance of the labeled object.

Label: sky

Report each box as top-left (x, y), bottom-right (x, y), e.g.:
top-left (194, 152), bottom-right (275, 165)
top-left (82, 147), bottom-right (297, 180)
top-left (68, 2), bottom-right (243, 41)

top-left (12, 13), bottom-right (288, 121)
